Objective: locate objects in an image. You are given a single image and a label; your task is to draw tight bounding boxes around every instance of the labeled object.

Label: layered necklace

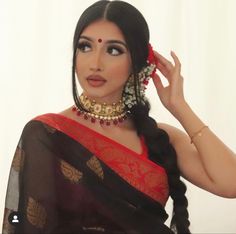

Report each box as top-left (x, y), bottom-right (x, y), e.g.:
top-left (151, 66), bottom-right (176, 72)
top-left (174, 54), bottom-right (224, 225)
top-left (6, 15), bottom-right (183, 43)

top-left (72, 93), bottom-right (129, 126)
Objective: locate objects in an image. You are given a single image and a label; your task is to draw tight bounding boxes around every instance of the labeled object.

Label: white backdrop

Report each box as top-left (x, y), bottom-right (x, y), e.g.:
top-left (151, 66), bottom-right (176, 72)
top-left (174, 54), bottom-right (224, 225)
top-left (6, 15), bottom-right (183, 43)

top-left (0, 0), bottom-right (236, 233)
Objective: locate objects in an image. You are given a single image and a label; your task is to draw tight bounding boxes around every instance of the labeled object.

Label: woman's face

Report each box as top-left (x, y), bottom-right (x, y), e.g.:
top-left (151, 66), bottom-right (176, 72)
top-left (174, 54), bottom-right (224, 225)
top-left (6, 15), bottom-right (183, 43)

top-left (75, 19), bottom-right (132, 103)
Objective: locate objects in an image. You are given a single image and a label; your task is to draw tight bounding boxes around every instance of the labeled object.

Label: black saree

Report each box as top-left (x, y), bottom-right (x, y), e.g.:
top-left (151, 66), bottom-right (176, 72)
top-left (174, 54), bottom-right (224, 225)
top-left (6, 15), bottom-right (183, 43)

top-left (2, 114), bottom-right (173, 234)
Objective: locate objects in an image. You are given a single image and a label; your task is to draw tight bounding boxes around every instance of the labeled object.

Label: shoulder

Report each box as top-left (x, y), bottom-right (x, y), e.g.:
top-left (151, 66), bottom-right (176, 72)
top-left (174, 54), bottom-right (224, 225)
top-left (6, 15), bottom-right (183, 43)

top-left (58, 106), bottom-right (82, 123)
top-left (22, 113), bottom-right (59, 140)
top-left (22, 119), bottom-right (49, 140)
top-left (157, 122), bottom-right (189, 145)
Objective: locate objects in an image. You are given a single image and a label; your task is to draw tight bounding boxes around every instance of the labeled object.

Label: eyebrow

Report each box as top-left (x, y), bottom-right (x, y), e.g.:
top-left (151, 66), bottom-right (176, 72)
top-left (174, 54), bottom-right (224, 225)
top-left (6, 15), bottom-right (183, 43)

top-left (79, 35), bottom-right (128, 49)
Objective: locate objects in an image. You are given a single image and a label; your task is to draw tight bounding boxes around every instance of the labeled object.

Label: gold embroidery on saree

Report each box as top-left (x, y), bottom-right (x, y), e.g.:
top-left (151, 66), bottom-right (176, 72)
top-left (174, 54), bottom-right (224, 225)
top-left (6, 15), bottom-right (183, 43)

top-left (27, 197), bottom-right (46, 229)
top-left (33, 114), bottom-right (169, 205)
top-left (86, 156), bottom-right (104, 179)
top-left (12, 146), bottom-right (25, 172)
top-left (60, 160), bottom-right (83, 183)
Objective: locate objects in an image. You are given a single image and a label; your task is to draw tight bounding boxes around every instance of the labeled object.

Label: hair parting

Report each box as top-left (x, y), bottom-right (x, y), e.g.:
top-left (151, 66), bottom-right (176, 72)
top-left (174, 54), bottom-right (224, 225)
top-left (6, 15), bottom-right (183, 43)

top-left (72, 1), bottom-right (191, 233)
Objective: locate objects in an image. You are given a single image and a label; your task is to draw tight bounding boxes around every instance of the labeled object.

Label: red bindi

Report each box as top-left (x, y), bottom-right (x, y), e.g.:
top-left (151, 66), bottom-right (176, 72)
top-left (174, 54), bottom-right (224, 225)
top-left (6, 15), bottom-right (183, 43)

top-left (98, 38), bottom-right (102, 43)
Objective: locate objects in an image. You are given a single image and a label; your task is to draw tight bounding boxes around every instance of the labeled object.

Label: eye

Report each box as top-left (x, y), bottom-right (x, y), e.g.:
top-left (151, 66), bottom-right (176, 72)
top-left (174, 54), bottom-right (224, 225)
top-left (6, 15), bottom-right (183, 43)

top-left (77, 41), bottom-right (91, 53)
top-left (107, 46), bottom-right (124, 56)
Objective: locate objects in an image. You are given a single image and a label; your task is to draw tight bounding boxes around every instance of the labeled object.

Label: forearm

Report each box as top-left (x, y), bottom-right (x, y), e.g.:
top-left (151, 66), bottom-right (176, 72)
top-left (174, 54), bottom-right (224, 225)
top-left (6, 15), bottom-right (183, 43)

top-left (171, 101), bottom-right (236, 192)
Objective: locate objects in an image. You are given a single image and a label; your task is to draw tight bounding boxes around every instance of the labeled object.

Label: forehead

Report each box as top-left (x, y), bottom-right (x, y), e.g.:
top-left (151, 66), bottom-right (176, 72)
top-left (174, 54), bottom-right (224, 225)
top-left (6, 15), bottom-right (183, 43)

top-left (81, 20), bottom-right (126, 42)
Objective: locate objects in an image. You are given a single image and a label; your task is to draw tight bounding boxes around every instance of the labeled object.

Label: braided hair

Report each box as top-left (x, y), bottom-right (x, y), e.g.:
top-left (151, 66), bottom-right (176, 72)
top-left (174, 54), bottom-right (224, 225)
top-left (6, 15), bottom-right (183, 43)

top-left (72, 1), bottom-right (191, 233)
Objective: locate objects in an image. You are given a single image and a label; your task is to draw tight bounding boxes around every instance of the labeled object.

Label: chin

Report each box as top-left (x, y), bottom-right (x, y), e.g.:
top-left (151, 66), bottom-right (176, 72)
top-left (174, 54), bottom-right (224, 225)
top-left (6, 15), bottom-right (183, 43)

top-left (83, 90), bottom-right (107, 99)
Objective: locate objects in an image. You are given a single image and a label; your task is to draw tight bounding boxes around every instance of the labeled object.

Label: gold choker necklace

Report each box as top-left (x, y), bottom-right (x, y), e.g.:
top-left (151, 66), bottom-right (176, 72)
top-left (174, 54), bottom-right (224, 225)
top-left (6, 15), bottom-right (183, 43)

top-left (72, 94), bottom-right (128, 126)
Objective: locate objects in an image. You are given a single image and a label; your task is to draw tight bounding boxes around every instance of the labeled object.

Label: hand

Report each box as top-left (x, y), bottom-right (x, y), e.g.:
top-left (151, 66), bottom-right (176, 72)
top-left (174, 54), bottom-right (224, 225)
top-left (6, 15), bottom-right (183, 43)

top-left (152, 50), bottom-right (186, 114)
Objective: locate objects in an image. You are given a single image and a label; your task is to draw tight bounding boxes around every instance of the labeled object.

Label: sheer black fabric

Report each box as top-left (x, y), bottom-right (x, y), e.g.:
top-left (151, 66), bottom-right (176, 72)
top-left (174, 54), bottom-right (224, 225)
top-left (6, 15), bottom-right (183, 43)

top-left (2, 120), bottom-right (174, 234)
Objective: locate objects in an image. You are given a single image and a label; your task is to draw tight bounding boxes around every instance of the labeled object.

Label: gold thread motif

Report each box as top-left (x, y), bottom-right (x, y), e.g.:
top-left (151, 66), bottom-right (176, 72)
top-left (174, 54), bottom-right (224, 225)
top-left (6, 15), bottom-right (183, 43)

top-left (86, 156), bottom-right (104, 180)
top-left (27, 197), bottom-right (47, 229)
top-left (60, 160), bottom-right (83, 184)
top-left (12, 146), bottom-right (25, 172)
top-left (33, 114), bottom-right (169, 205)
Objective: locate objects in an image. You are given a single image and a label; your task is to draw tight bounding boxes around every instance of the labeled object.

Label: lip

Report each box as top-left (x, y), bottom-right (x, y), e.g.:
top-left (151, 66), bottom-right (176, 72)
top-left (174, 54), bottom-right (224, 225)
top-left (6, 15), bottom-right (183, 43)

top-left (86, 74), bottom-right (107, 87)
top-left (86, 75), bottom-right (106, 81)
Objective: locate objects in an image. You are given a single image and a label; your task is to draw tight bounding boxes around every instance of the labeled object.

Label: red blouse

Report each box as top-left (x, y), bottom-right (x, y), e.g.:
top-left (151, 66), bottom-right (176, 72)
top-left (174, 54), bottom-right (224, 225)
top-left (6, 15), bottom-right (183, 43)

top-left (34, 113), bottom-right (169, 206)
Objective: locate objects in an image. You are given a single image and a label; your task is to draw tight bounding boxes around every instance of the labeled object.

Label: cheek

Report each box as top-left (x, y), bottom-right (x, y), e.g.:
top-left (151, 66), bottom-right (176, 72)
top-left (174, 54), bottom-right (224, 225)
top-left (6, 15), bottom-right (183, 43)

top-left (109, 57), bottom-right (131, 77)
top-left (75, 57), bottom-right (85, 76)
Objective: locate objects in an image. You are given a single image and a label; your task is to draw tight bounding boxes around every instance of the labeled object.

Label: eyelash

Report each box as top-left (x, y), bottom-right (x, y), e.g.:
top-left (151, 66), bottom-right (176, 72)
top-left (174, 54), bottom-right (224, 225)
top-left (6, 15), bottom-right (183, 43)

top-left (77, 42), bottom-right (91, 52)
top-left (107, 46), bottom-right (124, 56)
top-left (77, 41), bottom-right (125, 56)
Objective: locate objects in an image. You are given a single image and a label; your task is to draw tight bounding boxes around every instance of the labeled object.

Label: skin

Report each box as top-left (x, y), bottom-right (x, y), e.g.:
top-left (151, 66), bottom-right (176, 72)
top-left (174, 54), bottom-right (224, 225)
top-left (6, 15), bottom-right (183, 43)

top-left (60, 19), bottom-right (142, 154)
top-left (153, 50), bottom-right (236, 198)
top-left (75, 19), bottom-right (132, 104)
top-left (61, 19), bottom-right (236, 198)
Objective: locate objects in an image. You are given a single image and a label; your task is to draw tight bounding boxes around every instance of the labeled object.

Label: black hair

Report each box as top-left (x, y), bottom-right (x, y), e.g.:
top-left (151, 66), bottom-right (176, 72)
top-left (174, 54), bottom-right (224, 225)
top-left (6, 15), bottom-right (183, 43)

top-left (72, 1), bottom-right (190, 233)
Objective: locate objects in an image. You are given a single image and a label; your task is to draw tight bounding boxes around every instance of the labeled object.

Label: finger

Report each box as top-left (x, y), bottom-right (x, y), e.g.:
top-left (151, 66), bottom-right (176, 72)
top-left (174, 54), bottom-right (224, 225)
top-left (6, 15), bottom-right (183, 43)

top-left (152, 73), bottom-right (164, 91)
top-left (170, 51), bottom-right (181, 73)
top-left (156, 63), bottom-right (171, 82)
top-left (157, 63), bottom-right (171, 84)
top-left (154, 51), bottom-right (174, 70)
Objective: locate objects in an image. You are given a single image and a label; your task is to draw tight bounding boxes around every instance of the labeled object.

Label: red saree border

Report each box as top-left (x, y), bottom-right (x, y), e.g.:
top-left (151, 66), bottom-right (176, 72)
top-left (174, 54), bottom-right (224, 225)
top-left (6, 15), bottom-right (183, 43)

top-left (33, 113), bottom-right (169, 206)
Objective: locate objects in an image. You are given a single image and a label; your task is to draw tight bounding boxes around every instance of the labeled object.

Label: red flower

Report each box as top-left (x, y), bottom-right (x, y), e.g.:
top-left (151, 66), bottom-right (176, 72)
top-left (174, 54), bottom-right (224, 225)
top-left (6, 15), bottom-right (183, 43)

top-left (147, 43), bottom-right (156, 64)
top-left (147, 43), bottom-right (157, 78)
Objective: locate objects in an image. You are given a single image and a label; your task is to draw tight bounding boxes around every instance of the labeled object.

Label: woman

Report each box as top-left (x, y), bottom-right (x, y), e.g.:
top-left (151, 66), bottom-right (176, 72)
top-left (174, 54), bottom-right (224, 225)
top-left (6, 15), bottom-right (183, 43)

top-left (2, 1), bottom-right (236, 233)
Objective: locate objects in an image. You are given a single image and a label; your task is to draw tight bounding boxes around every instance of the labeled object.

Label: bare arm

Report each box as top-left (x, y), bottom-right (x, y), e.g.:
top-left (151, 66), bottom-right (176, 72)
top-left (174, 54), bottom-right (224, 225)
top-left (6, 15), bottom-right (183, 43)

top-left (158, 102), bottom-right (236, 198)
top-left (152, 50), bottom-right (236, 198)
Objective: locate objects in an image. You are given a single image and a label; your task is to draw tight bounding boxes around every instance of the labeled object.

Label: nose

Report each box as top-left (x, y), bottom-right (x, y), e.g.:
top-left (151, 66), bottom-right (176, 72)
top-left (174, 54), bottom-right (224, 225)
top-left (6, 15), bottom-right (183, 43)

top-left (89, 50), bottom-right (104, 72)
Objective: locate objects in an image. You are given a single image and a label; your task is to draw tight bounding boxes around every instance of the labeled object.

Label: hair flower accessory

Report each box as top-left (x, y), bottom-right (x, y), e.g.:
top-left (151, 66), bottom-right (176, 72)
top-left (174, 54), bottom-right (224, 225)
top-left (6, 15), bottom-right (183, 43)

top-left (139, 43), bottom-right (157, 88)
top-left (123, 43), bottom-right (157, 109)
top-left (148, 44), bottom-right (156, 65)
top-left (147, 43), bottom-right (157, 76)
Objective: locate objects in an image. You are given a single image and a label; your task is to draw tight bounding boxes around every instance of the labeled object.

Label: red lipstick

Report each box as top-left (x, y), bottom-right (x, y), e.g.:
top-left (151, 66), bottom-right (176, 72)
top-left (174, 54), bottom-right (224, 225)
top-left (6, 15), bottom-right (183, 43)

top-left (86, 75), bottom-right (107, 87)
